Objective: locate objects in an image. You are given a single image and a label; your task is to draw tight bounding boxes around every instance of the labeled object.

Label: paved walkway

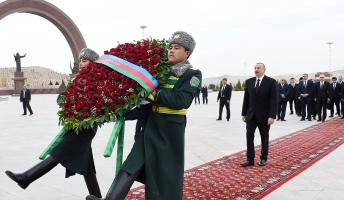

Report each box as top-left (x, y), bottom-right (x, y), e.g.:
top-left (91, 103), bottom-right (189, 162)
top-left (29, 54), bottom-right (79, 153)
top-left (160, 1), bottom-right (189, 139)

top-left (0, 92), bottom-right (343, 199)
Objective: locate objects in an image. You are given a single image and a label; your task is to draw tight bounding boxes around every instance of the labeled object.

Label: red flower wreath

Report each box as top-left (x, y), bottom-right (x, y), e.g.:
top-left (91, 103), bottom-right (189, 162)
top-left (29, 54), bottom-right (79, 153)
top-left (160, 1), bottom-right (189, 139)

top-left (57, 39), bottom-right (170, 132)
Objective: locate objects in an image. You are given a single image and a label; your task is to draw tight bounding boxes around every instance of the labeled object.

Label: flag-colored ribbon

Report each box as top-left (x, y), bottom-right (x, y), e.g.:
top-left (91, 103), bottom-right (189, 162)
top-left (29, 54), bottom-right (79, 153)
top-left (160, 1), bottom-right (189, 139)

top-left (96, 54), bottom-right (158, 95)
top-left (96, 54), bottom-right (159, 174)
top-left (39, 55), bottom-right (158, 174)
top-left (103, 116), bottom-right (125, 175)
top-left (39, 128), bottom-right (67, 160)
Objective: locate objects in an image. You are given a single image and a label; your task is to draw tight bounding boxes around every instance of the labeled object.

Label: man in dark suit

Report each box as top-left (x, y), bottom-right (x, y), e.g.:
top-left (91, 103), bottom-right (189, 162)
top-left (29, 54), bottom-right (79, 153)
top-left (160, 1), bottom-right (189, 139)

top-left (217, 78), bottom-right (232, 121)
top-left (277, 79), bottom-right (289, 121)
top-left (194, 87), bottom-right (201, 104)
top-left (309, 79), bottom-right (317, 120)
top-left (338, 75), bottom-right (344, 118)
top-left (341, 82), bottom-right (344, 119)
top-left (241, 63), bottom-right (277, 167)
top-left (298, 73), bottom-right (314, 121)
top-left (314, 74), bottom-right (330, 122)
top-left (288, 78), bottom-right (301, 116)
top-left (201, 85), bottom-right (208, 104)
top-left (328, 77), bottom-right (341, 117)
top-left (20, 85), bottom-right (33, 115)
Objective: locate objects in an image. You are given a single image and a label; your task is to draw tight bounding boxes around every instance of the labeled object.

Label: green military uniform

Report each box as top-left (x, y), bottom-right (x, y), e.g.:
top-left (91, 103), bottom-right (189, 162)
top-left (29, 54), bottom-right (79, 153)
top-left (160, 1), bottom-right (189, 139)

top-left (121, 67), bottom-right (202, 199)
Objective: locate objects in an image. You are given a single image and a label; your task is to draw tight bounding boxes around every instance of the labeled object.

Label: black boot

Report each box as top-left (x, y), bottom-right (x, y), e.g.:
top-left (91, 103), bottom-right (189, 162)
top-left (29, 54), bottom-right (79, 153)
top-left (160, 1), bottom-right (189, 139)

top-left (5, 156), bottom-right (58, 189)
top-left (85, 170), bottom-right (138, 200)
top-left (84, 173), bottom-right (102, 198)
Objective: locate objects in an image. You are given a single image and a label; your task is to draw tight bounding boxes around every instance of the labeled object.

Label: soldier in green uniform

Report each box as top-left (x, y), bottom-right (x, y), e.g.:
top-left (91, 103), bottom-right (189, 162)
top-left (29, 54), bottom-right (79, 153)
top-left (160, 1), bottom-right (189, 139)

top-left (87, 31), bottom-right (202, 200)
top-left (5, 48), bottom-right (102, 198)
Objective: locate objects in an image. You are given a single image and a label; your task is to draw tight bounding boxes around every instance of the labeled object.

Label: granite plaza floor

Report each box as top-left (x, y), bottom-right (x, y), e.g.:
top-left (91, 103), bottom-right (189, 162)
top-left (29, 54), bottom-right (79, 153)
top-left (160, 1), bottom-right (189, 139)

top-left (0, 92), bottom-right (343, 200)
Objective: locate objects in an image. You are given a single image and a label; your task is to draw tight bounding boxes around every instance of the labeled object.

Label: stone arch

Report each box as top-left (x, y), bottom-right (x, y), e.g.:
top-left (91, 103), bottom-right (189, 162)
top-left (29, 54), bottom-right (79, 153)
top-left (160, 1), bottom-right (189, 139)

top-left (0, 0), bottom-right (87, 65)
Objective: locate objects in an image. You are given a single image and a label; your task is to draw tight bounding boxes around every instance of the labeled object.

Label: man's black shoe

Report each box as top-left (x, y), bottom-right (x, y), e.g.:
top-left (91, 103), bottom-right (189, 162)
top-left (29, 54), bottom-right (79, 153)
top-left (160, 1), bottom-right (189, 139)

top-left (290, 112), bottom-right (293, 115)
top-left (227, 118), bottom-right (229, 121)
top-left (329, 115), bottom-right (333, 117)
top-left (216, 118), bottom-right (222, 121)
top-left (281, 119), bottom-right (286, 121)
top-left (240, 161), bottom-right (254, 167)
top-left (341, 116), bottom-right (344, 119)
top-left (317, 119), bottom-right (321, 122)
top-left (86, 195), bottom-right (101, 200)
top-left (307, 118), bottom-right (312, 121)
top-left (258, 160), bottom-right (267, 166)
top-left (300, 118), bottom-right (305, 121)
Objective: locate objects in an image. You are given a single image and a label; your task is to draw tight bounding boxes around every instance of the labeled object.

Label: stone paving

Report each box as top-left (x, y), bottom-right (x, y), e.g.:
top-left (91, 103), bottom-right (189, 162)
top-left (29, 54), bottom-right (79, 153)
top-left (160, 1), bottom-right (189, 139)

top-left (0, 92), bottom-right (343, 199)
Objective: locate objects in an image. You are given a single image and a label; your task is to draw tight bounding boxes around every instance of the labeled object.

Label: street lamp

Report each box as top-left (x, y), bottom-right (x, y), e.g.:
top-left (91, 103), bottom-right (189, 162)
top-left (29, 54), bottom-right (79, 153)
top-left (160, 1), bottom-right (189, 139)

top-left (327, 41), bottom-right (333, 72)
top-left (140, 25), bottom-right (147, 38)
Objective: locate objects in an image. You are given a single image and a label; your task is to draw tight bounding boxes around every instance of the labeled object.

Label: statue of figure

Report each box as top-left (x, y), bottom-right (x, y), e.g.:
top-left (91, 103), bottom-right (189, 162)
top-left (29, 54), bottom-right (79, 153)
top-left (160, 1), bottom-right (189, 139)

top-left (14, 52), bottom-right (26, 72)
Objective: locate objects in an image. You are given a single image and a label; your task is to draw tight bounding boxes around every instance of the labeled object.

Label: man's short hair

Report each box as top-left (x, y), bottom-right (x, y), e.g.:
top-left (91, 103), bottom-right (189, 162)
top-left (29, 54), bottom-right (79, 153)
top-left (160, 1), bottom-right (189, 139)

top-left (222, 78), bottom-right (227, 81)
top-left (303, 73), bottom-right (308, 76)
top-left (332, 77), bottom-right (337, 80)
top-left (290, 77), bottom-right (295, 80)
top-left (256, 62), bottom-right (265, 68)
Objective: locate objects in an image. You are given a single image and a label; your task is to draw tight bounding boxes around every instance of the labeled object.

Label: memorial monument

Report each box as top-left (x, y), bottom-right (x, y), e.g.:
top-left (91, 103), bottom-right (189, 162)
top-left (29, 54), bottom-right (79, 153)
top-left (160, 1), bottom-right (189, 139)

top-left (12, 52), bottom-right (27, 93)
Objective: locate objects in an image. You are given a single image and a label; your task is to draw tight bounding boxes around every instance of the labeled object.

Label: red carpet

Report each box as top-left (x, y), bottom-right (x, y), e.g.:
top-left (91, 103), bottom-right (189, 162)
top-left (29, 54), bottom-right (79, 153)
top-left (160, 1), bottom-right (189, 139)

top-left (126, 118), bottom-right (344, 199)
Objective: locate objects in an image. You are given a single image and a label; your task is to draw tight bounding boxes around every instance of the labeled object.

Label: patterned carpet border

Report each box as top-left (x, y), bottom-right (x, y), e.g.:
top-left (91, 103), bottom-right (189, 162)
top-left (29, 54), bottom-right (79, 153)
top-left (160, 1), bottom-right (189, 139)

top-left (126, 118), bottom-right (344, 199)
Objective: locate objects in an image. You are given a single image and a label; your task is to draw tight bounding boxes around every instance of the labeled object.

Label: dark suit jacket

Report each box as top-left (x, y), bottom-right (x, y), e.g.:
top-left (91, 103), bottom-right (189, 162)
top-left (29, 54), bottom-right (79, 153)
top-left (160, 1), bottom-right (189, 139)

top-left (201, 87), bottom-right (208, 96)
top-left (278, 84), bottom-right (289, 102)
top-left (20, 89), bottom-right (31, 102)
top-left (217, 84), bottom-right (232, 101)
top-left (298, 80), bottom-right (314, 96)
top-left (314, 82), bottom-right (330, 100)
top-left (329, 83), bottom-right (342, 101)
top-left (241, 76), bottom-right (278, 122)
top-left (288, 83), bottom-right (299, 99)
top-left (341, 82), bottom-right (344, 100)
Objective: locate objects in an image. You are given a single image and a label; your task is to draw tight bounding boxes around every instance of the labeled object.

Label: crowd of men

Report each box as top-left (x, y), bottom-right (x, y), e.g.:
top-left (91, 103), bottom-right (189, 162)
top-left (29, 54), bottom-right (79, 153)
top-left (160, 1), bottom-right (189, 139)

top-left (212, 73), bottom-right (344, 123)
top-left (277, 74), bottom-right (344, 122)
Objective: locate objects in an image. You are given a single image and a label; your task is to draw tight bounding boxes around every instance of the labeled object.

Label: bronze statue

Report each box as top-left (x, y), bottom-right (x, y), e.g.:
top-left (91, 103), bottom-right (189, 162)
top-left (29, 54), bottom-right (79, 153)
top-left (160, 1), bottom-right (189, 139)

top-left (14, 53), bottom-right (26, 72)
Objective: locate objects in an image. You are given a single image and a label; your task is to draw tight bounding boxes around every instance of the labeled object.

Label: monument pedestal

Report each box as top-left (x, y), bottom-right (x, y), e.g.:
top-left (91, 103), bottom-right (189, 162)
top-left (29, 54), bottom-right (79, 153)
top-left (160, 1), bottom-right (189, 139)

top-left (12, 71), bottom-right (26, 94)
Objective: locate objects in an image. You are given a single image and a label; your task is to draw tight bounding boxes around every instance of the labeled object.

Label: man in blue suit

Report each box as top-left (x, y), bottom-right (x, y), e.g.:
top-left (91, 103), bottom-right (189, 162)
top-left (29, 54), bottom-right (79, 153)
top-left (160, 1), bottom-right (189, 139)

top-left (298, 73), bottom-right (314, 121)
top-left (277, 79), bottom-right (289, 121)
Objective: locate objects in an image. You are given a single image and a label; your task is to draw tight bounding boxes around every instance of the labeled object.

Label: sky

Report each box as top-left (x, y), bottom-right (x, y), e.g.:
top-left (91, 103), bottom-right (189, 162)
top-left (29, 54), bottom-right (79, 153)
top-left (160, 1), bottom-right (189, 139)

top-left (0, 0), bottom-right (344, 78)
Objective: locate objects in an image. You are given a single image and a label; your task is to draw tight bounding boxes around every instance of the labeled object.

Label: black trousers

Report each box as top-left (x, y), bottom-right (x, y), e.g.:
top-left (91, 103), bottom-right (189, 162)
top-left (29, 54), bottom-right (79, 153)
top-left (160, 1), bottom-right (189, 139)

top-left (330, 99), bottom-right (340, 116)
top-left (316, 98), bottom-right (327, 120)
top-left (312, 99), bottom-right (317, 117)
top-left (218, 98), bottom-right (230, 120)
top-left (300, 96), bottom-right (312, 119)
top-left (22, 100), bottom-right (33, 115)
top-left (202, 95), bottom-right (208, 104)
top-left (341, 100), bottom-right (344, 116)
top-left (278, 99), bottom-right (287, 119)
top-left (289, 97), bottom-right (301, 114)
top-left (246, 118), bottom-right (270, 162)
top-left (194, 95), bottom-right (200, 104)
